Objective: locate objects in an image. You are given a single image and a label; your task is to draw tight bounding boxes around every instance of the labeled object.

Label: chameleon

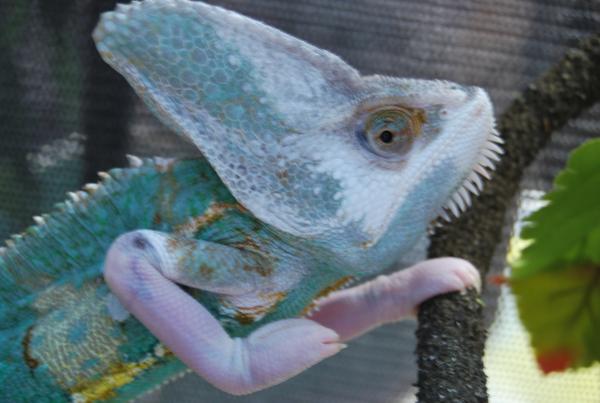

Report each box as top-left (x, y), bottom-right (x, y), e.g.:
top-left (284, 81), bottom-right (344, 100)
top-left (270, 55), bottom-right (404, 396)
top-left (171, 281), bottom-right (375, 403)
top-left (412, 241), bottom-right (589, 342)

top-left (0, 0), bottom-right (502, 401)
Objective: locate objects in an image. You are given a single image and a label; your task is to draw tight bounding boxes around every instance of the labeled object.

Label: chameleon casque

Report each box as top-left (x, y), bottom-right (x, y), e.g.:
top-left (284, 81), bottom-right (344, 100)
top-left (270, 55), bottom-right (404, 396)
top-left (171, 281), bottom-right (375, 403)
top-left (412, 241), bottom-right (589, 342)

top-left (0, 0), bottom-right (503, 401)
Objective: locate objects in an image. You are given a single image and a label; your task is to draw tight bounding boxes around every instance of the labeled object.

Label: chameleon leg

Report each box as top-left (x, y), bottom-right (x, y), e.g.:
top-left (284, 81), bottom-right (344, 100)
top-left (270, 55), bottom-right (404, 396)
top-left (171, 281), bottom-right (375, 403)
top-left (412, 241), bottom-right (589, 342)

top-left (104, 230), bottom-right (342, 395)
top-left (308, 257), bottom-right (481, 342)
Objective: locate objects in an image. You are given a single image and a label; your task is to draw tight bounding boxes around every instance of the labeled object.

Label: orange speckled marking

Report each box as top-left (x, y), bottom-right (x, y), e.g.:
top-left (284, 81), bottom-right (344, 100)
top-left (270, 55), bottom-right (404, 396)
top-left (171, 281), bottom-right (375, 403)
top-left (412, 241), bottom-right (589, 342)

top-left (301, 276), bottom-right (355, 316)
top-left (166, 236), bottom-right (196, 251)
top-left (231, 291), bottom-right (287, 325)
top-left (231, 235), bottom-right (262, 252)
top-left (174, 202), bottom-right (244, 236)
top-left (199, 264), bottom-right (214, 279)
top-left (22, 325), bottom-right (39, 371)
top-left (242, 263), bottom-right (273, 277)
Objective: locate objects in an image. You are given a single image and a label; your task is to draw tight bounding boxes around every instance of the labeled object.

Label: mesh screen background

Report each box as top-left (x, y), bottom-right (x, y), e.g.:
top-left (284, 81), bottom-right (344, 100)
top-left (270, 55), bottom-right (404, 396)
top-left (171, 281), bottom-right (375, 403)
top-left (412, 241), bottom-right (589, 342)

top-left (0, 0), bottom-right (598, 402)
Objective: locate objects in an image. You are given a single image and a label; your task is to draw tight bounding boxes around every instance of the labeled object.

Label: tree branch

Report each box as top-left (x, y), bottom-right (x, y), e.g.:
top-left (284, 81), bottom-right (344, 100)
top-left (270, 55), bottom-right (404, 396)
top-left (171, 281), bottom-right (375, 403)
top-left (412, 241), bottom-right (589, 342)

top-left (415, 33), bottom-right (600, 402)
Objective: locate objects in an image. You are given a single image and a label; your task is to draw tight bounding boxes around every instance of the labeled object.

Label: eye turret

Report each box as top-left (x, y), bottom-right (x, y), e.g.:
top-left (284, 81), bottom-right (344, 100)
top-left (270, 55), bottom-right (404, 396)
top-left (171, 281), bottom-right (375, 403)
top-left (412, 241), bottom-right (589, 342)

top-left (359, 106), bottom-right (426, 158)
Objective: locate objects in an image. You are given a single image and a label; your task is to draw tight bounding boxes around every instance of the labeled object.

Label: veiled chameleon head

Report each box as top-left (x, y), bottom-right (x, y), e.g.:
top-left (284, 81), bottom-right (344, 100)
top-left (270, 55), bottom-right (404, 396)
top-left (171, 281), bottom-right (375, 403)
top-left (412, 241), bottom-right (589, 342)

top-left (94, 0), bottom-right (500, 248)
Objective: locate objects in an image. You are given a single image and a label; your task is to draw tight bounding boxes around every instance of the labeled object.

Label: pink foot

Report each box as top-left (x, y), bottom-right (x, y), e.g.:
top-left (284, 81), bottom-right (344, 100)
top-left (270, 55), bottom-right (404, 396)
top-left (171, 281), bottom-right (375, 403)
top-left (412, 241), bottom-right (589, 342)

top-left (309, 257), bottom-right (480, 341)
top-left (104, 233), bottom-right (343, 395)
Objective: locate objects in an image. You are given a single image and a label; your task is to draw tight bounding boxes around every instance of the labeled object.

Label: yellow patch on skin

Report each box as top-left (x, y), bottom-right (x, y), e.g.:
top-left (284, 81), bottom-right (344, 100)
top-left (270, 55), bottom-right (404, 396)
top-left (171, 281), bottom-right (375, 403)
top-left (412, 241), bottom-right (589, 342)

top-left (410, 108), bottom-right (427, 134)
top-left (199, 263), bottom-right (214, 279)
top-left (301, 276), bottom-right (355, 316)
top-left (260, 291), bottom-right (287, 307)
top-left (21, 325), bottom-right (39, 370)
top-left (98, 51), bottom-right (113, 60)
top-left (314, 276), bottom-right (355, 300)
top-left (234, 311), bottom-right (257, 325)
top-left (31, 285), bottom-right (128, 390)
top-left (174, 202), bottom-right (244, 237)
top-left (242, 263), bottom-right (273, 277)
top-left (153, 343), bottom-right (173, 358)
top-left (230, 235), bottom-right (263, 254)
top-left (69, 357), bottom-right (157, 402)
top-left (231, 291), bottom-right (287, 325)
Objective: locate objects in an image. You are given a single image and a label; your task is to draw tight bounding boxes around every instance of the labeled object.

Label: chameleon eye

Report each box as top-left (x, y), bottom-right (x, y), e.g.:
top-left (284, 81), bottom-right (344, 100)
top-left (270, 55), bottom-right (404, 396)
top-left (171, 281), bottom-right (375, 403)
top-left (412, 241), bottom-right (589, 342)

top-left (360, 106), bottom-right (426, 158)
top-left (378, 130), bottom-right (394, 144)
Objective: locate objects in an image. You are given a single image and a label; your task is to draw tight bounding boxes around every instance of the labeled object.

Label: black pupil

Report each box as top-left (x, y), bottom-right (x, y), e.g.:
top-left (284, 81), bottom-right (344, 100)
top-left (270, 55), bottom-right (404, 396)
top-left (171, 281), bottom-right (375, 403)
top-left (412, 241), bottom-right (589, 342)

top-left (378, 130), bottom-right (394, 144)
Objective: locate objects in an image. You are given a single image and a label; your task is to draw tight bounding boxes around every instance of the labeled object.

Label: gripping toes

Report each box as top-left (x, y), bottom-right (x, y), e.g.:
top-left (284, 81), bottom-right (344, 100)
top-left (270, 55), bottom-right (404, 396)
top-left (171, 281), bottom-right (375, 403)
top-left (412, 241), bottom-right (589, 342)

top-left (309, 257), bottom-right (481, 341)
top-left (227, 319), bottom-right (342, 394)
top-left (398, 257), bottom-right (482, 305)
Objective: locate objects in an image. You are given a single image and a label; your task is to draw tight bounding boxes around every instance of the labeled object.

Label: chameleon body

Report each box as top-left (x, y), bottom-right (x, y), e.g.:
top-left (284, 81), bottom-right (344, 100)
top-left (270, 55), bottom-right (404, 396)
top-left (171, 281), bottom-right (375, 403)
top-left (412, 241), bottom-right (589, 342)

top-left (0, 0), bottom-right (501, 401)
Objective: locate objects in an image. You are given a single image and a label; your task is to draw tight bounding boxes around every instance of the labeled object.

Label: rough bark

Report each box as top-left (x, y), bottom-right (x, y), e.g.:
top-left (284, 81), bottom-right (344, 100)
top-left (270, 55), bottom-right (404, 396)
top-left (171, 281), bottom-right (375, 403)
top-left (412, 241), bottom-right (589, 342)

top-left (416, 33), bottom-right (600, 402)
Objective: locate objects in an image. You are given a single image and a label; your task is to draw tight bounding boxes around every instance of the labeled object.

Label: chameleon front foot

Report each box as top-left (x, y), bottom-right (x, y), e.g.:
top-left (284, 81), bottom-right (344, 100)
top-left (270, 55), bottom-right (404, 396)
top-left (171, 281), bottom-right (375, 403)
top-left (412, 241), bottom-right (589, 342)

top-left (309, 258), bottom-right (481, 341)
top-left (224, 318), bottom-right (342, 394)
top-left (104, 231), bottom-right (342, 395)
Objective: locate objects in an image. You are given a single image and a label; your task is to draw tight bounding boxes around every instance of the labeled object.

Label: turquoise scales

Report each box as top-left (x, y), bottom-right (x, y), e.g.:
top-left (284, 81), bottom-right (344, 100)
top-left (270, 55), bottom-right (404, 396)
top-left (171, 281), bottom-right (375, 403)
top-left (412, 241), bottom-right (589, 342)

top-left (0, 158), bottom-right (352, 401)
top-left (0, 0), bottom-right (502, 400)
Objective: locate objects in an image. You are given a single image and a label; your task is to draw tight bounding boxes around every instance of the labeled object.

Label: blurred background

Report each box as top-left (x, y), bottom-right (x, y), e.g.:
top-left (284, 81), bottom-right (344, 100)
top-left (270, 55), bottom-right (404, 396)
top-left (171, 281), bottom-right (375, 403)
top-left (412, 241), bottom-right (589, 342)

top-left (0, 0), bottom-right (598, 401)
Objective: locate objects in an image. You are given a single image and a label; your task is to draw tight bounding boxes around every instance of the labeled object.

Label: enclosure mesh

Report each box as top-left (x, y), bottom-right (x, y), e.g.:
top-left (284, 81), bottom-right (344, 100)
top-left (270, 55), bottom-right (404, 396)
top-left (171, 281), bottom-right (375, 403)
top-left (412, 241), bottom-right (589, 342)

top-left (0, 1), bottom-right (598, 402)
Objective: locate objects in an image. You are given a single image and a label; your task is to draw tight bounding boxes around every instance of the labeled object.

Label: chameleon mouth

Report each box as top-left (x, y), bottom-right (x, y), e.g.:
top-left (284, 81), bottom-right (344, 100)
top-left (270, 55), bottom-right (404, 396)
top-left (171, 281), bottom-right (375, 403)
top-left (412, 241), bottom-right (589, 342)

top-left (437, 126), bottom-right (503, 221)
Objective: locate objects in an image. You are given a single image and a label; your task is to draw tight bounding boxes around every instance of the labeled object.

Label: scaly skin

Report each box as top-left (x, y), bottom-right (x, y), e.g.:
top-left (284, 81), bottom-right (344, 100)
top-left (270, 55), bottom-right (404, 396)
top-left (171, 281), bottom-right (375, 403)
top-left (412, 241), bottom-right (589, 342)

top-left (0, 159), bottom-right (240, 401)
top-left (0, 0), bottom-right (502, 401)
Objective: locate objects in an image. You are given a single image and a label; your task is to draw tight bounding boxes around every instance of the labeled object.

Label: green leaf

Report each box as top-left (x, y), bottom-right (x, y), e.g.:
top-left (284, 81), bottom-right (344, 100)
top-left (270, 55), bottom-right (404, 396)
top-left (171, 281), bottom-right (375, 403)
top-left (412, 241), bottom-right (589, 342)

top-left (510, 138), bottom-right (600, 373)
